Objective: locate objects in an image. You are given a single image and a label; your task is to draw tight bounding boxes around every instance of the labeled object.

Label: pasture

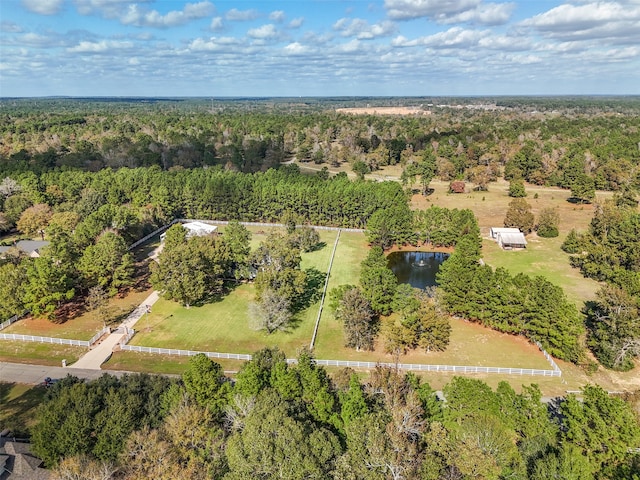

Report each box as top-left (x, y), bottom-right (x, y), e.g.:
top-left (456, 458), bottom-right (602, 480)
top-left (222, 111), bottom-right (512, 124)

top-left (128, 228), bottom-right (339, 355)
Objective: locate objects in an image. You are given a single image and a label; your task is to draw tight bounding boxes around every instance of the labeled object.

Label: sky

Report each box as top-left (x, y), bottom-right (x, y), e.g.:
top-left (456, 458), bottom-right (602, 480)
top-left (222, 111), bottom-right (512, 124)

top-left (0, 0), bottom-right (639, 97)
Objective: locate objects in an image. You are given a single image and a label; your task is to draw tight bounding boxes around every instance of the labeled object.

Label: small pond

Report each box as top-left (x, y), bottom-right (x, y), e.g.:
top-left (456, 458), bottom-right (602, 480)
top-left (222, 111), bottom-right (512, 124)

top-left (387, 251), bottom-right (449, 290)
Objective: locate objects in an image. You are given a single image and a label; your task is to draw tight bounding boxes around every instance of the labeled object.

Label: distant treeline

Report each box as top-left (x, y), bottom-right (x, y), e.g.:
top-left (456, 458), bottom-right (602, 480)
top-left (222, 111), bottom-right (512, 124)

top-left (1, 98), bottom-right (639, 191)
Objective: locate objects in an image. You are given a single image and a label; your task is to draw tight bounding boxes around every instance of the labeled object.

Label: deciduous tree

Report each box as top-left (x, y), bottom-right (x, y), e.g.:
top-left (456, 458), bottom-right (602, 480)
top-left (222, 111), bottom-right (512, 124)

top-left (335, 287), bottom-right (377, 351)
top-left (78, 232), bottom-right (134, 295)
top-left (249, 288), bottom-right (293, 334)
top-left (504, 197), bottom-right (534, 234)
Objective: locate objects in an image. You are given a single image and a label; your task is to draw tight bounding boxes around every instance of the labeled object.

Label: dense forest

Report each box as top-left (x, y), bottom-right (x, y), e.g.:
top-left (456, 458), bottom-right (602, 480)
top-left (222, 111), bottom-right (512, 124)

top-left (30, 351), bottom-right (640, 480)
top-left (1, 97), bottom-right (639, 194)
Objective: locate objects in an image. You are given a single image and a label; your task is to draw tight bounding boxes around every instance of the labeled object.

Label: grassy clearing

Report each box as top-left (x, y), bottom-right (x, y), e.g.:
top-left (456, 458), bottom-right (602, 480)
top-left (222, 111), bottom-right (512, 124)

top-left (129, 230), bottom-right (338, 355)
top-left (0, 341), bottom-right (85, 365)
top-left (481, 237), bottom-right (601, 307)
top-left (103, 351), bottom-right (247, 375)
top-left (0, 382), bottom-right (46, 435)
top-left (4, 287), bottom-right (154, 339)
top-left (410, 178), bottom-right (606, 307)
top-left (412, 178), bottom-right (610, 236)
top-left (316, 315), bottom-right (552, 369)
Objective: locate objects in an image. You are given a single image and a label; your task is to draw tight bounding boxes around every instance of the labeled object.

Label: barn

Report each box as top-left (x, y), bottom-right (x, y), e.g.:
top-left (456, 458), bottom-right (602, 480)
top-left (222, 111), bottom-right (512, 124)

top-left (490, 227), bottom-right (527, 249)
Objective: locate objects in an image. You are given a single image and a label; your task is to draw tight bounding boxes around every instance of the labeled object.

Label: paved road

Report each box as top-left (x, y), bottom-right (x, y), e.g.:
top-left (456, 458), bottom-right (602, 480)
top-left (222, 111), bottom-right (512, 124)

top-left (70, 291), bottom-right (160, 370)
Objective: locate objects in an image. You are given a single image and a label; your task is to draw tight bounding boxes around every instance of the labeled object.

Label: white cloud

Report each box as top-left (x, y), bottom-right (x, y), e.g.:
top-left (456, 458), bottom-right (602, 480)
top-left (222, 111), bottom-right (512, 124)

top-left (270, 10), bottom-right (285, 22)
top-left (188, 36), bottom-right (240, 52)
top-left (289, 17), bottom-right (304, 28)
top-left (1, 21), bottom-right (24, 33)
top-left (392, 27), bottom-right (489, 48)
top-left (336, 39), bottom-right (362, 53)
top-left (8, 32), bottom-right (69, 48)
top-left (22, 0), bottom-right (63, 15)
top-left (478, 34), bottom-right (531, 51)
top-left (384, 0), bottom-right (513, 25)
top-left (226, 8), bottom-right (260, 21)
top-left (439, 2), bottom-right (515, 26)
top-left (67, 39), bottom-right (133, 53)
top-left (333, 18), bottom-right (397, 39)
top-left (385, 0), bottom-right (480, 20)
top-left (74, 0), bottom-right (214, 28)
top-left (520, 1), bottom-right (640, 43)
top-left (118, 2), bottom-right (214, 28)
top-left (283, 42), bottom-right (310, 55)
top-left (210, 16), bottom-right (224, 31)
top-left (248, 24), bottom-right (279, 40)
top-left (74, 0), bottom-right (150, 17)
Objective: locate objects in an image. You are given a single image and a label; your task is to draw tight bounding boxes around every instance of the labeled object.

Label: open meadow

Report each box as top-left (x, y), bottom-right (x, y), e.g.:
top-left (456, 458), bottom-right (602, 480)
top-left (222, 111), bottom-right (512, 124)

top-left (127, 228), bottom-right (339, 355)
top-left (411, 178), bottom-right (607, 307)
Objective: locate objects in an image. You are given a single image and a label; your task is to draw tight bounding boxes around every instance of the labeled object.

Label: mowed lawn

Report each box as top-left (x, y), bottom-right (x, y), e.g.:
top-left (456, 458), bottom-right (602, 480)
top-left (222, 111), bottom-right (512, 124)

top-left (0, 382), bottom-right (47, 435)
top-left (129, 229), bottom-right (338, 356)
top-left (0, 341), bottom-right (85, 365)
top-left (481, 237), bottom-right (601, 307)
top-left (103, 351), bottom-right (246, 375)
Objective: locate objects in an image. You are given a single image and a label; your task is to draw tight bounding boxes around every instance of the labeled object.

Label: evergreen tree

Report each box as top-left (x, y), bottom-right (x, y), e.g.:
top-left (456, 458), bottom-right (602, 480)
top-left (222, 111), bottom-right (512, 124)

top-left (508, 179), bottom-right (527, 198)
top-left (536, 207), bottom-right (560, 238)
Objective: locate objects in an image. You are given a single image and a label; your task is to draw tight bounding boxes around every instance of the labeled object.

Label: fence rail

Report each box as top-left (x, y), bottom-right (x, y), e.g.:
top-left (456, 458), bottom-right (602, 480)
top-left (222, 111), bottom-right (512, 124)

top-left (120, 343), bottom-right (252, 361)
top-left (0, 333), bottom-right (89, 347)
top-left (87, 326), bottom-right (111, 346)
top-left (0, 313), bottom-right (22, 331)
top-left (128, 220), bottom-right (179, 250)
top-left (118, 334), bottom-right (560, 377)
top-left (534, 341), bottom-right (562, 373)
top-left (311, 359), bottom-right (561, 376)
top-left (309, 229), bottom-right (341, 349)
top-left (177, 219), bottom-right (364, 233)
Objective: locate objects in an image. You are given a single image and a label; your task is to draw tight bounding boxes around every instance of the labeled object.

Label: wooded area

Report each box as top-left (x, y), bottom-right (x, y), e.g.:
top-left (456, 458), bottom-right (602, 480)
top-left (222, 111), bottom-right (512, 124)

top-left (29, 352), bottom-right (640, 479)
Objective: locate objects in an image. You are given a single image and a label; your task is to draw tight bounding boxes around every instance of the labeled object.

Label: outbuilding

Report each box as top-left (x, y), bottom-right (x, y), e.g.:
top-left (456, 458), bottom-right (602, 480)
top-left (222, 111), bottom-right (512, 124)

top-left (496, 231), bottom-right (528, 250)
top-left (489, 227), bottom-right (521, 240)
top-left (0, 240), bottom-right (50, 258)
top-left (160, 221), bottom-right (218, 242)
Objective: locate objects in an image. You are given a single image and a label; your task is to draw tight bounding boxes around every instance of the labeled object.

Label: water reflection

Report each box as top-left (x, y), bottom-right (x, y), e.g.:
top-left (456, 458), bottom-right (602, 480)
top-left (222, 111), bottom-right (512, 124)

top-left (387, 251), bottom-right (449, 290)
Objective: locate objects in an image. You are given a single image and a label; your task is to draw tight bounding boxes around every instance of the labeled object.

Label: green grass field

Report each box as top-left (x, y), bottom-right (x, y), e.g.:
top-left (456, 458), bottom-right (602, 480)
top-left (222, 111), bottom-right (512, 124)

top-left (0, 341), bottom-right (85, 365)
top-left (129, 229), bottom-right (339, 355)
top-left (481, 237), bottom-right (601, 307)
top-left (103, 351), bottom-right (246, 375)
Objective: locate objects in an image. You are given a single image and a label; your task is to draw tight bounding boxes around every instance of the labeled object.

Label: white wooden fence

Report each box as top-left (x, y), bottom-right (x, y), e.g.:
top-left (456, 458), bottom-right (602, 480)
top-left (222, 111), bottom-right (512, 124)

top-left (534, 341), bottom-right (562, 373)
top-left (0, 313), bottom-right (22, 331)
top-left (309, 229), bottom-right (341, 349)
top-left (119, 332), bottom-right (561, 377)
top-left (0, 326), bottom-right (111, 348)
top-left (0, 333), bottom-right (90, 347)
top-left (176, 219), bottom-right (365, 233)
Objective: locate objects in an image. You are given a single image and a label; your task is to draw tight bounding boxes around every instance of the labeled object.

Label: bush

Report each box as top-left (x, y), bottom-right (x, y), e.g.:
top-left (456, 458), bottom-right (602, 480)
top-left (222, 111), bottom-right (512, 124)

top-left (449, 181), bottom-right (465, 193)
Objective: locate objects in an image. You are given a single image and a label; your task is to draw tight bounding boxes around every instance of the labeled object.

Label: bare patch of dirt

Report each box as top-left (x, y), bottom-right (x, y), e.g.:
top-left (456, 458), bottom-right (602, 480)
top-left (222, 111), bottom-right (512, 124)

top-left (336, 107), bottom-right (431, 116)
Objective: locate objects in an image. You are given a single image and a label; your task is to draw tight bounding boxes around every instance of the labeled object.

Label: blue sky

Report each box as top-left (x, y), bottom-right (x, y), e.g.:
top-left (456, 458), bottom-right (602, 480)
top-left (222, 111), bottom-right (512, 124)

top-left (1, 0), bottom-right (639, 96)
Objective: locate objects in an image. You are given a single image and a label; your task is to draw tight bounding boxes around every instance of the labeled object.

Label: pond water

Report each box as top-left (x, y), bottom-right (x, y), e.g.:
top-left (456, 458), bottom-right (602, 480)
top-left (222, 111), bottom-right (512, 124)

top-left (387, 251), bottom-right (449, 290)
